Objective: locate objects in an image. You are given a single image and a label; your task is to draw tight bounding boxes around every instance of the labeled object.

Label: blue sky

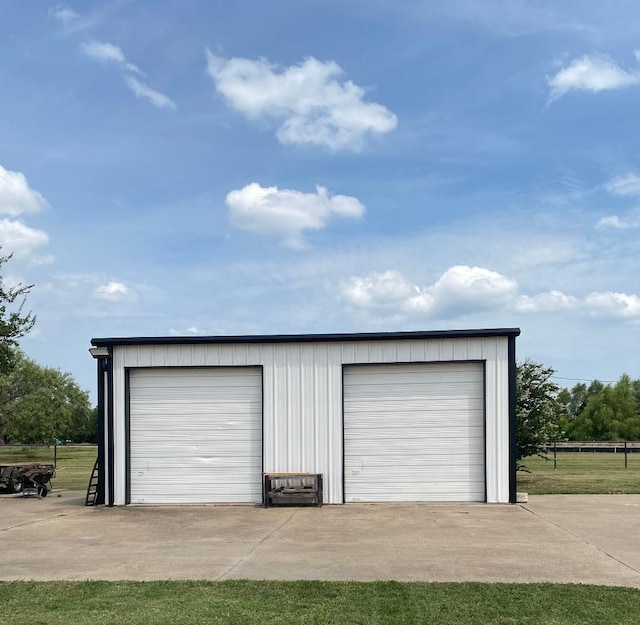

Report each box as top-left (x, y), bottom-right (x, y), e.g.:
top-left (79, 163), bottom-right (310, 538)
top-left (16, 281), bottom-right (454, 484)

top-left (1, 0), bottom-right (639, 399)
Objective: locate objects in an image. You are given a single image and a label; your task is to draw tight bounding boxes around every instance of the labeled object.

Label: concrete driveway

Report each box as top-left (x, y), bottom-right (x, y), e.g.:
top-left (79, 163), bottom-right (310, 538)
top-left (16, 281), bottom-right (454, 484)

top-left (1, 491), bottom-right (639, 586)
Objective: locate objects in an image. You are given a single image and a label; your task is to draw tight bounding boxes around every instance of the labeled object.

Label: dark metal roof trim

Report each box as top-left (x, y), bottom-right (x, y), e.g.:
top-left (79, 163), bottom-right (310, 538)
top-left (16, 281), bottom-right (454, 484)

top-left (92, 328), bottom-right (521, 347)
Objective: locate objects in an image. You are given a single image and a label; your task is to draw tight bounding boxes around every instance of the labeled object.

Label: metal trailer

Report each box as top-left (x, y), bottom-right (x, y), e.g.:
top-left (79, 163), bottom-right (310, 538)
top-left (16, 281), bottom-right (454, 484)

top-left (0, 463), bottom-right (55, 497)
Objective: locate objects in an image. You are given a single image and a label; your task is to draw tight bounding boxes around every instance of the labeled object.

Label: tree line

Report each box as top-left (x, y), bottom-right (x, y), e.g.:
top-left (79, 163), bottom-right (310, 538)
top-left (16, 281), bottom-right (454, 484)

top-left (516, 360), bottom-right (640, 465)
top-left (558, 376), bottom-right (640, 441)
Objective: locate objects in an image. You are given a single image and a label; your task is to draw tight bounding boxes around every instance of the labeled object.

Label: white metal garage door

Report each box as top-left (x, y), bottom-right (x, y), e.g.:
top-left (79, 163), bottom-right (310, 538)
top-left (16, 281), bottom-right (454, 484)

top-left (344, 362), bottom-right (485, 502)
top-left (129, 367), bottom-right (262, 504)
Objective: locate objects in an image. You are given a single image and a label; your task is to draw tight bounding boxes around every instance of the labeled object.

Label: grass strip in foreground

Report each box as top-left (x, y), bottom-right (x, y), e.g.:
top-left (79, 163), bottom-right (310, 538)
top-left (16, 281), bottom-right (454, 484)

top-left (1, 581), bottom-right (639, 625)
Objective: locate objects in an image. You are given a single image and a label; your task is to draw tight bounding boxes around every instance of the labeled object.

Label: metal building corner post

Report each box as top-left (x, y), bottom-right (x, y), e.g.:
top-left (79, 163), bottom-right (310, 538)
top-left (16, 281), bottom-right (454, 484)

top-left (90, 344), bottom-right (112, 506)
top-left (95, 355), bottom-right (106, 505)
top-left (107, 350), bottom-right (114, 507)
top-left (508, 335), bottom-right (517, 504)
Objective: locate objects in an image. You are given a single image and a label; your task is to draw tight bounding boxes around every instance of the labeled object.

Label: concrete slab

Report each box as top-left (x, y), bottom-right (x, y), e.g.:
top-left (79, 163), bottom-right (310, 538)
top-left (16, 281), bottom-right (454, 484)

top-left (522, 495), bottom-right (640, 577)
top-left (0, 489), bottom-right (85, 531)
top-left (1, 491), bottom-right (639, 586)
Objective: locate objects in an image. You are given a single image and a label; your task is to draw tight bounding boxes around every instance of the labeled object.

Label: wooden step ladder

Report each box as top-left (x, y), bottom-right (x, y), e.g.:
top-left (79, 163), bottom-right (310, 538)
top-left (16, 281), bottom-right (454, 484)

top-left (85, 458), bottom-right (100, 506)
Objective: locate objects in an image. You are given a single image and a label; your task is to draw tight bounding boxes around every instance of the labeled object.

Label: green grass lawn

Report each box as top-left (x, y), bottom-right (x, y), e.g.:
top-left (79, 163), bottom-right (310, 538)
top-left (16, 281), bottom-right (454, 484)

top-left (1, 581), bottom-right (639, 625)
top-left (518, 452), bottom-right (640, 494)
top-left (0, 445), bottom-right (97, 491)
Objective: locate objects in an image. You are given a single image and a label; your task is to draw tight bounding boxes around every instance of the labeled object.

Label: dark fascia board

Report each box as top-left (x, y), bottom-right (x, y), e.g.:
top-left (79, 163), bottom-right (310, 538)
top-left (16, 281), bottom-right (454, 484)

top-left (91, 328), bottom-right (521, 348)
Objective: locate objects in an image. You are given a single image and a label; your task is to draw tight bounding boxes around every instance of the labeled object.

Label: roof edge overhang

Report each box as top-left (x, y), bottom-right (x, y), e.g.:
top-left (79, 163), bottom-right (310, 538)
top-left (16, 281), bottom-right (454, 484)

top-left (91, 328), bottom-right (521, 348)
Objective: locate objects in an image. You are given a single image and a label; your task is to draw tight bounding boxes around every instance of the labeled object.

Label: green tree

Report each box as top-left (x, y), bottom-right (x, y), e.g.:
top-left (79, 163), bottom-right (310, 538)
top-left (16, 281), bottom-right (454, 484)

top-left (556, 387), bottom-right (572, 435)
top-left (0, 351), bottom-right (93, 444)
top-left (565, 382), bottom-right (587, 420)
top-left (568, 374), bottom-right (640, 441)
top-left (631, 378), bottom-right (640, 410)
top-left (516, 360), bottom-right (564, 467)
top-left (560, 380), bottom-right (607, 424)
top-left (0, 253), bottom-right (35, 374)
top-left (69, 406), bottom-right (98, 444)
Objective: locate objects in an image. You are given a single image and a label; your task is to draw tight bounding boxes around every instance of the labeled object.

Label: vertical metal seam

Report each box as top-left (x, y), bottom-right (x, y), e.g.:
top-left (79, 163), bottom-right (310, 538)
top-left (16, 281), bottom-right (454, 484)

top-left (483, 359), bottom-right (488, 503)
top-left (260, 364), bottom-right (265, 505)
top-left (508, 335), bottom-right (517, 504)
top-left (341, 363), bottom-right (346, 504)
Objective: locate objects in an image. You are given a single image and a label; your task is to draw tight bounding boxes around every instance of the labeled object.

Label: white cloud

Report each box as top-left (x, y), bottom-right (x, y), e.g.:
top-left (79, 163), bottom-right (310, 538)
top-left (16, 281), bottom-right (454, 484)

top-left (169, 325), bottom-right (206, 336)
top-left (341, 266), bottom-right (640, 322)
top-left (605, 173), bottom-right (640, 196)
top-left (0, 165), bottom-right (48, 216)
top-left (548, 53), bottom-right (640, 102)
top-left (596, 214), bottom-right (639, 229)
top-left (50, 4), bottom-right (80, 25)
top-left (93, 281), bottom-right (132, 302)
top-left (0, 219), bottom-right (50, 261)
top-left (81, 42), bottom-right (175, 109)
top-left (205, 50), bottom-right (397, 151)
top-left (342, 265), bottom-right (518, 319)
top-left (125, 77), bottom-right (176, 110)
top-left (81, 40), bottom-right (144, 75)
top-left (515, 290), bottom-right (579, 312)
top-left (404, 266), bottom-right (518, 316)
top-left (585, 291), bottom-right (640, 319)
top-left (341, 270), bottom-right (415, 309)
top-left (226, 182), bottom-right (365, 248)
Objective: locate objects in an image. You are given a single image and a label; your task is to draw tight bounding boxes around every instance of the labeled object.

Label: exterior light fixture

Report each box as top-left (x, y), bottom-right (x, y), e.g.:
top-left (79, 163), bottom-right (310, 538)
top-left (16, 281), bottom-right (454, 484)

top-left (89, 346), bottom-right (110, 358)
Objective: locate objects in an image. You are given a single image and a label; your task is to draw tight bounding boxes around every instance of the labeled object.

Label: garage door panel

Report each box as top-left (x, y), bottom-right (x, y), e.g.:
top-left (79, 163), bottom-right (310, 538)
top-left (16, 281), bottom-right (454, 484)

top-left (346, 396), bottom-right (483, 407)
top-left (345, 425), bottom-right (484, 439)
top-left (346, 365), bottom-right (483, 381)
top-left (131, 390), bottom-right (258, 402)
top-left (345, 383), bottom-right (483, 400)
top-left (131, 441), bottom-right (261, 456)
top-left (348, 488), bottom-right (483, 503)
top-left (345, 408), bottom-right (482, 418)
top-left (345, 410), bottom-right (483, 427)
top-left (344, 362), bottom-right (485, 503)
top-left (132, 399), bottom-right (261, 410)
top-left (346, 442), bottom-right (483, 455)
top-left (345, 451), bottom-right (484, 463)
top-left (129, 367), bottom-right (262, 504)
top-left (132, 370), bottom-right (258, 383)
top-left (131, 408), bottom-right (261, 421)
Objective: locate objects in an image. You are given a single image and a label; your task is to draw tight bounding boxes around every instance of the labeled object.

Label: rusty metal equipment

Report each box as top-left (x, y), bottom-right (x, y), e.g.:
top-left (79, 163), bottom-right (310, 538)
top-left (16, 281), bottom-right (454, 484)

top-left (0, 463), bottom-right (55, 497)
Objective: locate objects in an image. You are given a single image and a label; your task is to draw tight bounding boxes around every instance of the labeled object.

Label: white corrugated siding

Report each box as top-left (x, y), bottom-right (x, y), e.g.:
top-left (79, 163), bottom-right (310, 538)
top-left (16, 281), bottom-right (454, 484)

top-left (109, 337), bottom-right (511, 505)
top-left (344, 363), bottom-right (484, 502)
top-left (128, 367), bottom-right (262, 504)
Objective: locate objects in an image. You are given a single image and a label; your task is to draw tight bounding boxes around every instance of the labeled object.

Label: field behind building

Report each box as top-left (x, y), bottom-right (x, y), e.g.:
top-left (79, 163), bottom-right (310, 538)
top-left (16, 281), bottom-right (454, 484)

top-left (518, 451), bottom-right (640, 494)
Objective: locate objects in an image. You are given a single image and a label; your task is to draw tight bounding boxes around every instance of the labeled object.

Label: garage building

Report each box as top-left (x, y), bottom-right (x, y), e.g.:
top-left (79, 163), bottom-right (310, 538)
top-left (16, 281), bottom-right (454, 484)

top-left (89, 328), bottom-right (520, 506)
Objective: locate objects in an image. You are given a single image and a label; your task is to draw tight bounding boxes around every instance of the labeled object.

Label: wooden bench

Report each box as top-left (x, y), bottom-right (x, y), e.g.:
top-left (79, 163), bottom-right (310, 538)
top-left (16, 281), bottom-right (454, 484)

top-left (263, 472), bottom-right (323, 508)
